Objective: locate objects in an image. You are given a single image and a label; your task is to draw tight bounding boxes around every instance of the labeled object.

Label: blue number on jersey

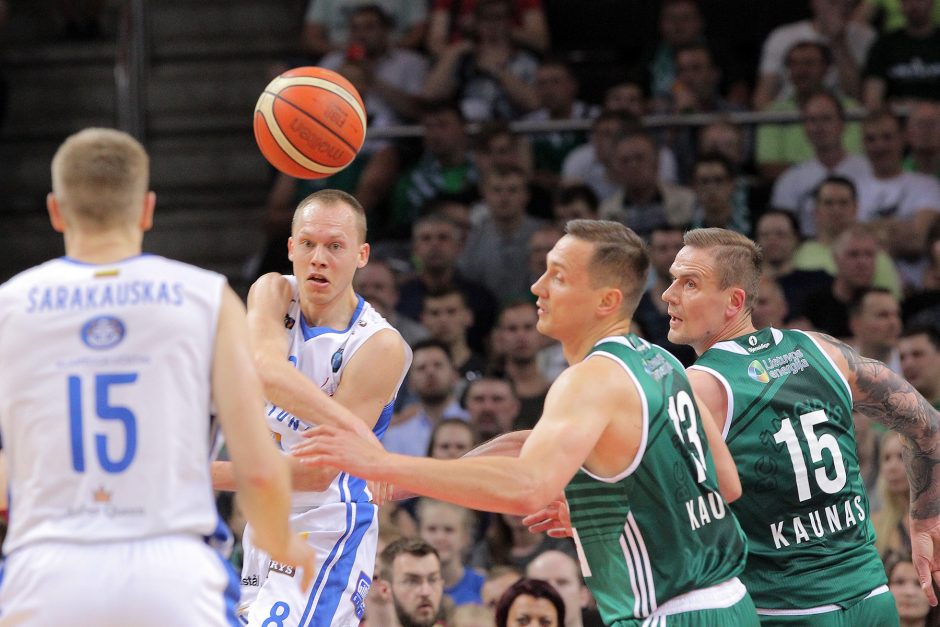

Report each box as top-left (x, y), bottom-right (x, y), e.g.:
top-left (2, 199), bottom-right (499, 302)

top-left (68, 373), bottom-right (139, 473)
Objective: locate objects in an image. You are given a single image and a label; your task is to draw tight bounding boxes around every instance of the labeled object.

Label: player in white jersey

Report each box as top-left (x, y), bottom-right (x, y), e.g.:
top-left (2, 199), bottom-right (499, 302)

top-left (212, 189), bottom-right (411, 627)
top-left (0, 128), bottom-right (313, 627)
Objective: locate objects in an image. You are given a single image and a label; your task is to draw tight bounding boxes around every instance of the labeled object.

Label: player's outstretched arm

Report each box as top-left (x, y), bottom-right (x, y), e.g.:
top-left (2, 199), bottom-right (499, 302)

top-left (291, 358), bottom-right (623, 515)
top-left (212, 285), bottom-right (314, 589)
top-left (814, 331), bottom-right (940, 604)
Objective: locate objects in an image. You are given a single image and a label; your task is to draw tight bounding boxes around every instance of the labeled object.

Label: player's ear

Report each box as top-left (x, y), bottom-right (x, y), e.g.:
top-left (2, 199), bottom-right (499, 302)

top-left (287, 236), bottom-right (295, 262)
top-left (358, 242), bottom-right (370, 268)
top-left (727, 287), bottom-right (747, 316)
top-left (597, 287), bottom-right (623, 318)
top-left (138, 191), bottom-right (156, 232)
top-left (46, 193), bottom-right (66, 233)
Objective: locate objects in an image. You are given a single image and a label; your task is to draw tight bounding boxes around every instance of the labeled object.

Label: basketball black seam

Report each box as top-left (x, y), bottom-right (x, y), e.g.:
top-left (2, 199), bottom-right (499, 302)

top-left (267, 88), bottom-right (361, 157)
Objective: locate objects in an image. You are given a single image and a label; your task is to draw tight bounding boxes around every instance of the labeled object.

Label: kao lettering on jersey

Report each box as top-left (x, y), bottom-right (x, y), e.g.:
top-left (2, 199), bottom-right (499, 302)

top-left (685, 490), bottom-right (726, 530)
top-left (26, 281), bottom-right (184, 313)
top-left (769, 495), bottom-right (866, 549)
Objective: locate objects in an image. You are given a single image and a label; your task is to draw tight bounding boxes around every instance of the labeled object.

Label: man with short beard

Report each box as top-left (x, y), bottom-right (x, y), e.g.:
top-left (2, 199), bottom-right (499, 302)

top-left (368, 538), bottom-right (446, 627)
top-left (494, 302), bottom-right (551, 429)
top-left (464, 377), bottom-right (521, 442)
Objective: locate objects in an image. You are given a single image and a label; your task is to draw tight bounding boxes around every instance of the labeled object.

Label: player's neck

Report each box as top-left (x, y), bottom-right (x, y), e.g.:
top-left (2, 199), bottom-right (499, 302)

top-left (561, 317), bottom-right (633, 364)
top-left (299, 289), bottom-right (360, 330)
top-left (696, 315), bottom-right (758, 354)
top-left (63, 229), bottom-right (143, 264)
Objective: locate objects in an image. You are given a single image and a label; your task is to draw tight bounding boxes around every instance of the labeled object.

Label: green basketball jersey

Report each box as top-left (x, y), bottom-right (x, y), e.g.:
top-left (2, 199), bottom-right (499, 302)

top-left (692, 327), bottom-right (886, 611)
top-left (565, 334), bottom-right (748, 625)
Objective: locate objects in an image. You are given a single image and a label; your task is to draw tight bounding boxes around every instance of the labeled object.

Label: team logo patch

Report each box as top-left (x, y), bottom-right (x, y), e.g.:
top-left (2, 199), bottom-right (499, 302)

top-left (747, 359), bottom-right (770, 384)
top-left (331, 348), bottom-right (344, 373)
top-left (268, 559), bottom-right (296, 578)
top-left (284, 313), bottom-right (296, 329)
top-left (81, 315), bottom-right (126, 350)
top-left (350, 571), bottom-right (371, 619)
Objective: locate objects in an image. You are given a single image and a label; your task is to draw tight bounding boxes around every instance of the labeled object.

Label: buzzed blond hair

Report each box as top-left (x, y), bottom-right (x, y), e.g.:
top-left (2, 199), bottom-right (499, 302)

top-left (51, 127), bottom-right (149, 229)
top-left (564, 219), bottom-right (649, 314)
top-left (292, 189), bottom-right (367, 243)
top-left (683, 228), bottom-right (763, 310)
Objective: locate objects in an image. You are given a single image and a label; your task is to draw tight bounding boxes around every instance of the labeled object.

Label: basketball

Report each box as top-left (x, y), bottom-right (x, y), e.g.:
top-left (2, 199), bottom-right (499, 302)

top-left (253, 66), bottom-right (367, 179)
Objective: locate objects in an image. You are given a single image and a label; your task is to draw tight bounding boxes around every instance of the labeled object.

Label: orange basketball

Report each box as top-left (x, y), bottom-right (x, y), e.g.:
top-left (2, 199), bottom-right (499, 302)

top-left (253, 66), bottom-right (367, 179)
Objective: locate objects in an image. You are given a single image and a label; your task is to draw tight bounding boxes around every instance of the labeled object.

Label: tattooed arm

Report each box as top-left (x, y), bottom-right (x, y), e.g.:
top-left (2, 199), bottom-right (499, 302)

top-left (812, 331), bottom-right (940, 604)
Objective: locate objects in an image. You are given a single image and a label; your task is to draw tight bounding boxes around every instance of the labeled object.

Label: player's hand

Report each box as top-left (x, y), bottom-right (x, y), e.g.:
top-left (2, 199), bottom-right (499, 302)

top-left (368, 480), bottom-right (394, 506)
top-left (911, 517), bottom-right (940, 605)
top-left (291, 424), bottom-right (388, 479)
top-left (522, 497), bottom-right (572, 538)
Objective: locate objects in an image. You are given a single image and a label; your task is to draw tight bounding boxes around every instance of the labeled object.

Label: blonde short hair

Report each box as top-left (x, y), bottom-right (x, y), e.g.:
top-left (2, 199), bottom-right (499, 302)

top-left (683, 228), bottom-right (763, 310)
top-left (292, 189), bottom-right (367, 243)
top-left (564, 219), bottom-right (649, 314)
top-left (51, 127), bottom-right (149, 229)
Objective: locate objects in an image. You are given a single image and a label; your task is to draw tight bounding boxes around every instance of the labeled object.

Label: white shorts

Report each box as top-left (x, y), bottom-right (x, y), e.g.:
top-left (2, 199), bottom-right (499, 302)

top-left (240, 501), bottom-right (377, 627)
top-left (0, 535), bottom-right (239, 626)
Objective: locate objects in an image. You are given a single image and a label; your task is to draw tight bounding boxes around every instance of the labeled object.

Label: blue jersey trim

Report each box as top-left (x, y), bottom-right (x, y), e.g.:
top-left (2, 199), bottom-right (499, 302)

top-left (372, 401), bottom-right (395, 440)
top-left (59, 253), bottom-right (153, 266)
top-left (299, 296), bottom-right (365, 341)
top-left (205, 517), bottom-right (240, 627)
top-left (299, 475), bottom-right (354, 626)
top-left (308, 502), bottom-right (375, 627)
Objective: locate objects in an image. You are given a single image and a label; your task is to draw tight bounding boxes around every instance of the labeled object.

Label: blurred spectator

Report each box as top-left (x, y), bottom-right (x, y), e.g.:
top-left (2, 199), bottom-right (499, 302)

top-left (472, 514), bottom-right (575, 573)
top-left (319, 5), bottom-right (429, 124)
top-left (354, 259), bottom-right (430, 347)
top-left (418, 499), bottom-right (485, 607)
top-left (699, 120), bottom-right (768, 224)
top-left (464, 376), bottom-right (520, 441)
top-left (385, 339), bottom-right (469, 457)
top-left (884, 551), bottom-right (938, 627)
top-left (374, 538), bottom-right (446, 627)
top-left (421, 287), bottom-right (487, 389)
top-left (633, 224), bottom-right (698, 366)
top-left (756, 41), bottom-right (864, 183)
top-left (753, 0), bottom-right (875, 109)
top-left (551, 184), bottom-right (599, 229)
top-left (853, 0), bottom-right (940, 32)
top-left (428, 418), bottom-right (478, 459)
top-left (637, 0), bottom-right (748, 112)
top-left (667, 43), bottom-right (747, 181)
top-left (495, 578), bottom-right (565, 627)
top-left (301, 0), bottom-right (427, 59)
top-left (872, 433), bottom-right (911, 558)
top-left (459, 166), bottom-right (547, 304)
top-left (863, 0), bottom-right (940, 109)
top-left (598, 131), bottom-right (695, 238)
top-left (770, 90), bottom-right (872, 237)
top-left (392, 102), bottom-right (480, 237)
top-left (398, 212), bottom-right (498, 353)
top-left (493, 302), bottom-right (550, 429)
top-left (523, 58), bottom-right (599, 189)
top-left (752, 276), bottom-right (790, 329)
top-left (903, 220), bottom-right (940, 324)
top-left (558, 111), bottom-right (624, 201)
top-left (473, 122), bottom-right (552, 220)
top-left (602, 82), bottom-right (647, 117)
top-left (904, 100), bottom-right (940, 178)
top-left (898, 323), bottom-right (940, 409)
top-left (426, 0), bottom-right (550, 57)
top-left (526, 551), bottom-right (594, 627)
top-left (801, 224), bottom-right (881, 337)
top-left (527, 224), bottom-right (564, 289)
top-left (755, 209), bottom-right (836, 321)
top-left (689, 152), bottom-right (750, 232)
top-left (792, 175), bottom-right (903, 298)
top-left (848, 287), bottom-right (903, 371)
top-left (423, 0), bottom-right (540, 121)
top-left (857, 109), bottom-right (940, 287)
top-left (451, 604), bottom-right (496, 627)
top-left (482, 567), bottom-right (523, 613)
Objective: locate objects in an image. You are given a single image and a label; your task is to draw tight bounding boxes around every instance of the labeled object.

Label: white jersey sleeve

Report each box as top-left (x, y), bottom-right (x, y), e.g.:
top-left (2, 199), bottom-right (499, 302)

top-left (0, 255), bottom-right (228, 553)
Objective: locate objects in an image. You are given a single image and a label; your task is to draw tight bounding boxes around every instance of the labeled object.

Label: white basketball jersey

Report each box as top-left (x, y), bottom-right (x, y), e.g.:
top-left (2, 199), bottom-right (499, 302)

top-left (269, 276), bottom-right (411, 510)
top-left (0, 255), bottom-right (226, 553)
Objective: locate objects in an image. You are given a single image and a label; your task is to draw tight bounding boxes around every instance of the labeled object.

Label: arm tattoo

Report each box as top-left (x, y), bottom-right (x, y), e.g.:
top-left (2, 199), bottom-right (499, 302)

top-left (816, 333), bottom-right (940, 519)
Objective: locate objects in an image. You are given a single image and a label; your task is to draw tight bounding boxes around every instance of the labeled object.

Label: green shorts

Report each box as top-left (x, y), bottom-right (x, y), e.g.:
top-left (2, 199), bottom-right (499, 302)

top-left (617, 578), bottom-right (760, 626)
top-left (756, 588), bottom-right (898, 627)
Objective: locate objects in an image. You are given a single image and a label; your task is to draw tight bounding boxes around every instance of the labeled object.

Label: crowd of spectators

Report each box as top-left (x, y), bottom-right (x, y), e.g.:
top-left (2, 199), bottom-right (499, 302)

top-left (238, 0), bottom-right (940, 624)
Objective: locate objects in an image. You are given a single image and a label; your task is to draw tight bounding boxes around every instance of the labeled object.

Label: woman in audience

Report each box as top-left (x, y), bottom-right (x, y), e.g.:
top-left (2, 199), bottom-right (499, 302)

top-left (885, 551), bottom-right (938, 627)
top-left (428, 418), bottom-right (479, 459)
top-left (872, 432), bottom-right (911, 558)
top-left (495, 578), bottom-right (565, 627)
